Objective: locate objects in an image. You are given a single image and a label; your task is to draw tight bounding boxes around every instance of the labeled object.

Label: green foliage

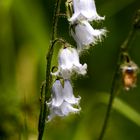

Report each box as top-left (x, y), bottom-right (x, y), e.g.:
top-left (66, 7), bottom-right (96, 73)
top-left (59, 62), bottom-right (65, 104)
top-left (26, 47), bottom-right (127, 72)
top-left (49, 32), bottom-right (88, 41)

top-left (0, 0), bottom-right (140, 139)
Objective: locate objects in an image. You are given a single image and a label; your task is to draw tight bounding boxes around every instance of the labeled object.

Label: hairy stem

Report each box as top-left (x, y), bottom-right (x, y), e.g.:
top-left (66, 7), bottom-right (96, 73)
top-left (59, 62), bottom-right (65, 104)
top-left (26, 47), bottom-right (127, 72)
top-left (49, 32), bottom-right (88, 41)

top-left (52, 0), bottom-right (62, 41)
top-left (98, 24), bottom-right (137, 140)
top-left (38, 0), bottom-right (62, 140)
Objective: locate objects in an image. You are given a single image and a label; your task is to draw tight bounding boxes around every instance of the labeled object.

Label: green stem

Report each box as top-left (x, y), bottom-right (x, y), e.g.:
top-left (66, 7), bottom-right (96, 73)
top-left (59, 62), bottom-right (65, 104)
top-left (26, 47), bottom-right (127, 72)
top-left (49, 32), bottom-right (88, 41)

top-left (98, 65), bottom-right (120, 140)
top-left (52, 0), bottom-right (62, 41)
top-left (98, 26), bottom-right (137, 140)
top-left (38, 82), bottom-right (45, 135)
top-left (37, 0), bottom-right (62, 140)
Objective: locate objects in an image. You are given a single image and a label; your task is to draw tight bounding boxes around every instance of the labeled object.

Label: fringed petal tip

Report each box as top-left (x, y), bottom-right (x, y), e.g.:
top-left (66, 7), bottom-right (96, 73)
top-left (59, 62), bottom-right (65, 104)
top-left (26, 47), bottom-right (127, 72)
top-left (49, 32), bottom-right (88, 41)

top-left (80, 63), bottom-right (88, 75)
top-left (93, 28), bottom-right (107, 43)
top-left (72, 63), bottom-right (87, 75)
top-left (61, 101), bottom-right (81, 114)
top-left (46, 101), bottom-right (81, 122)
top-left (51, 69), bottom-right (72, 80)
top-left (76, 28), bottom-right (107, 53)
top-left (64, 95), bottom-right (81, 105)
top-left (93, 15), bottom-right (105, 21)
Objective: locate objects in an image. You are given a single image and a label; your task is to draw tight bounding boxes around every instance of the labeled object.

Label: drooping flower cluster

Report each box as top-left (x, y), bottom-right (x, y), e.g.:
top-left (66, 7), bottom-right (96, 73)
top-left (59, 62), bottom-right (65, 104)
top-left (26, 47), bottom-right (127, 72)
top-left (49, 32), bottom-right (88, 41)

top-left (47, 0), bottom-right (106, 121)
top-left (47, 47), bottom-right (86, 121)
top-left (47, 80), bottom-right (81, 121)
top-left (69, 0), bottom-right (106, 52)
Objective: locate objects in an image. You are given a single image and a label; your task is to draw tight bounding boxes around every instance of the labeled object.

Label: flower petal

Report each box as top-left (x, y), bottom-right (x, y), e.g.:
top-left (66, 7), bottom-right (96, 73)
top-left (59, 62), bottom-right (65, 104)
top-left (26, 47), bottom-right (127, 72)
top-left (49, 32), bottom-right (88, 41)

top-left (47, 101), bottom-right (81, 121)
top-left (71, 20), bottom-right (106, 51)
top-left (59, 48), bottom-right (74, 69)
top-left (63, 80), bottom-right (81, 104)
top-left (51, 80), bottom-right (64, 106)
top-left (55, 47), bottom-right (87, 79)
top-left (73, 63), bottom-right (87, 75)
top-left (61, 101), bottom-right (81, 115)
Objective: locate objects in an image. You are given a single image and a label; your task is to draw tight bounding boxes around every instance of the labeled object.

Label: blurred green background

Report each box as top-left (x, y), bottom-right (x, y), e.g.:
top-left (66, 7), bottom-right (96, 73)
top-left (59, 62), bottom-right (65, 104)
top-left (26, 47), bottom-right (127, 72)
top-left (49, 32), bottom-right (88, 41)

top-left (0, 0), bottom-right (140, 139)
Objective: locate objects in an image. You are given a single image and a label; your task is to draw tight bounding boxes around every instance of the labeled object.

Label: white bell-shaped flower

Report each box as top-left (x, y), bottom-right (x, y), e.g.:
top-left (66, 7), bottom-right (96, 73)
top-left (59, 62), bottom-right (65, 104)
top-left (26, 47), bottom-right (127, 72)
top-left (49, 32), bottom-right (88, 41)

top-left (71, 20), bottom-right (106, 52)
top-left (47, 80), bottom-right (81, 121)
top-left (52, 47), bottom-right (87, 79)
top-left (69, 0), bottom-right (104, 23)
top-left (63, 80), bottom-right (80, 104)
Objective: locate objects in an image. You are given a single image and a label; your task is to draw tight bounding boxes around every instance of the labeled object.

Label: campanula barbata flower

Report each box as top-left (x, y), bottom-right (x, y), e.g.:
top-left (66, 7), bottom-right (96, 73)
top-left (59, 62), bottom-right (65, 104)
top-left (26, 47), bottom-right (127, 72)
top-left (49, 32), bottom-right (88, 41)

top-left (51, 47), bottom-right (87, 79)
top-left (71, 20), bottom-right (106, 52)
top-left (69, 0), bottom-right (104, 23)
top-left (47, 79), bottom-right (81, 121)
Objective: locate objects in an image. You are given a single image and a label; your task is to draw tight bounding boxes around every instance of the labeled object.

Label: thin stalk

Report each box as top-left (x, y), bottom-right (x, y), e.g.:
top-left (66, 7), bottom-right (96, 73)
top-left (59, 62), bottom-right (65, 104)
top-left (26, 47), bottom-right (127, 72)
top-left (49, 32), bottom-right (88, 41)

top-left (37, 0), bottom-right (62, 140)
top-left (23, 94), bottom-right (29, 140)
top-left (98, 64), bottom-right (120, 140)
top-left (98, 26), bottom-right (137, 140)
top-left (52, 0), bottom-right (62, 41)
top-left (121, 28), bottom-right (136, 51)
top-left (38, 82), bottom-right (45, 136)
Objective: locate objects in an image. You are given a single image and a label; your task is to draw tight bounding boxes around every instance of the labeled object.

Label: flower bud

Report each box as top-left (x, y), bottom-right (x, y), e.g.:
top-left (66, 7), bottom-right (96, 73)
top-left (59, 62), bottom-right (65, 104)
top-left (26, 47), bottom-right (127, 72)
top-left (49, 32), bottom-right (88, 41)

top-left (120, 61), bottom-right (139, 90)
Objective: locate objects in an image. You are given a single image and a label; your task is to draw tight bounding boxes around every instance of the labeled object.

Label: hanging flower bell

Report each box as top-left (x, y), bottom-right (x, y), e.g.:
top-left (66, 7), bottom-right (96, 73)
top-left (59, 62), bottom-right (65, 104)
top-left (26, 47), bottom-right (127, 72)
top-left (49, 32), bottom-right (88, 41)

top-left (120, 61), bottom-right (139, 90)
top-left (51, 47), bottom-right (87, 79)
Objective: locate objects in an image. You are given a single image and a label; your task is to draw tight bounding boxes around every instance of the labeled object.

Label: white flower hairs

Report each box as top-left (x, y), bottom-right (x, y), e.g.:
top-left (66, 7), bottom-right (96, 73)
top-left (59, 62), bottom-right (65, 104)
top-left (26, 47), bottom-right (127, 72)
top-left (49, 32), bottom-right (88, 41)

top-left (69, 0), bottom-right (106, 53)
top-left (46, 0), bottom-right (106, 121)
top-left (71, 20), bottom-right (106, 52)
